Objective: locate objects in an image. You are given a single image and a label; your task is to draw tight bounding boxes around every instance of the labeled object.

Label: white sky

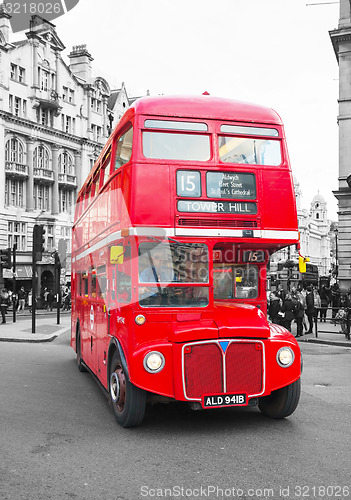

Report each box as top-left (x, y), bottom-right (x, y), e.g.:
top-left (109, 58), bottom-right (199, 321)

top-left (13, 0), bottom-right (342, 219)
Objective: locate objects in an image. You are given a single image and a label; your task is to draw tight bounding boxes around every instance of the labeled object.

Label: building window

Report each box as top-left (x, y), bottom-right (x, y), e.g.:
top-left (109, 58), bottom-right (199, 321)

top-left (46, 224), bottom-right (54, 251)
top-left (10, 64), bottom-right (25, 83)
top-left (10, 63), bottom-right (17, 80)
top-left (5, 179), bottom-right (24, 207)
top-left (58, 151), bottom-right (74, 175)
top-left (39, 68), bottom-right (49, 91)
top-left (33, 145), bottom-right (50, 169)
top-left (8, 221), bottom-right (27, 250)
top-left (19, 67), bottom-right (25, 83)
top-left (33, 184), bottom-right (50, 211)
top-left (5, 138), bottom-right (24, 163)
top-left (59, 189), bottom-right (73, 213)
top-left (36, 108), bottom-right (53, 127)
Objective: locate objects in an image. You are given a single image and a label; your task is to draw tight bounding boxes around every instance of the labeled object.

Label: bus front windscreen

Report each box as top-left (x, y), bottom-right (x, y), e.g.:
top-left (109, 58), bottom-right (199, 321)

top-left (138, 242), bottom-right (209, 307)
top-left (213, 264), bottom-right (259, 299)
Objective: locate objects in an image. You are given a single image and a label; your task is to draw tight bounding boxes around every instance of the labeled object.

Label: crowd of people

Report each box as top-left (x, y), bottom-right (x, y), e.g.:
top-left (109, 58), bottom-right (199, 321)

top-left (268, 282), bottom-right (351, 336)
top-left (0, 284), bottom-right (71, 322)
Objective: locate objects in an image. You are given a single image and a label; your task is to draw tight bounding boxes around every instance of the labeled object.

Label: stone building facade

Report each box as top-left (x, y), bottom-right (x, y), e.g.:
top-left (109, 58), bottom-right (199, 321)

top-left (0, 10), bottom-right (133, 292)
top-left (330, 0), bottom-right (351, 293)
top-left (269, 178), bottom-right (333, 285)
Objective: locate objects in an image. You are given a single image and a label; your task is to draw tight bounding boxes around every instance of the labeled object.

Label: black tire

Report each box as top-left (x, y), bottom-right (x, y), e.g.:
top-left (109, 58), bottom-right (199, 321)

top-left (76, 329), bottom-right (87, 372)
top-left (109, 351), bottom-right (146, 428)
top-left (258, 378), bottom-right (301, 419)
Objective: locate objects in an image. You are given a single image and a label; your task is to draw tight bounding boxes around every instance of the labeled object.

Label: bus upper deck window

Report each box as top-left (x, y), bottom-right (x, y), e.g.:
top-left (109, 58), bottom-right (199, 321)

top-left (115, 127), bottom-right (133, 169)
top-left (143, 132), bottom-right (211, 161)
top-left (218, 135), bottom-right (281, 166)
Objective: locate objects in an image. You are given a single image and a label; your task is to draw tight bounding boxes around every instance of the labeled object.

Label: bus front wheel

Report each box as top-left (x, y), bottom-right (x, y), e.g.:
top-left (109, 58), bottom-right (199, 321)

top-left (76, 329), bottom-right (87, 372)
top-left (109, 351), bottom-right (146, 428)
top-left (258, 378), bottom-right (301, 419)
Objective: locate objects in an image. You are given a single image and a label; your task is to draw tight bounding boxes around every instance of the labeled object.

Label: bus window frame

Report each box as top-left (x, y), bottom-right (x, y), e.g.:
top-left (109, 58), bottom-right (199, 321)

top-left (114, 123), bottom-right (133, 171)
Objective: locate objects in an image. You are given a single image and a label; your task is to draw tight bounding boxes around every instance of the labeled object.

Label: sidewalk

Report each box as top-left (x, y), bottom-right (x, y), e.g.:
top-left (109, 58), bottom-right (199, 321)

top-left (0, 309), bottom-right (71, 343)
top-left (290, 316), bottom-right (351, 348)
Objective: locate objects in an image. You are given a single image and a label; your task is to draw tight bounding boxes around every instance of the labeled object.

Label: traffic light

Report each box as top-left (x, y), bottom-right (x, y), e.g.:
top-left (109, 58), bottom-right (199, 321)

top-left (33, 225), bottom-right (46, 262)
top-left (58, 238), bottom-right (67, 266)
top-left (0, 248), bottom-right (11, 269)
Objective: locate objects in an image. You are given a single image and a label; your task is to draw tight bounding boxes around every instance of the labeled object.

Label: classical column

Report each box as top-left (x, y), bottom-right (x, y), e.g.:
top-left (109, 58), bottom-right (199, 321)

top-left (74, 150), bottom-right (82, 192)
top-left (52, 144), bottom-right (60, 215)
top-left (0, 124), bottom-right (6, 211)
top-left (26, 138), bottom-right (34, 211)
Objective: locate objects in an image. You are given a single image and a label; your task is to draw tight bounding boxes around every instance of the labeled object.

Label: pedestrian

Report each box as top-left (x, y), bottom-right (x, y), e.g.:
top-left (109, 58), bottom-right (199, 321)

top-left (281, 292), bottom-right (296, 332)
top-left (43, 288), bottom-right (49, 310)
top-left (294, 295), bottom-right (305, 337)
top-left (27, 289), bottom-right (33, 313)
top-left (319, 285), bottom-right (329, 322)
top-left (47, 289), bottom-right (54, 311)
top-left (268, 291), bottom-right (282, 324)
top-left (17, 286), bottom-right (26, 312)
top-left (331, 282), bottom-right (341, 320)
top-left (305, 285), bottom-right (316, 334)
top-left (0, 288), bottom-right (10, 324)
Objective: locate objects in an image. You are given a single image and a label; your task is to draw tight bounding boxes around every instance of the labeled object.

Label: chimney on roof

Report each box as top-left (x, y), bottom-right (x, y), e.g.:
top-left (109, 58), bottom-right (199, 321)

top-left (68, 44), bottom-right (93, 83)
top-left (0, 3), bottom-right (11, 44)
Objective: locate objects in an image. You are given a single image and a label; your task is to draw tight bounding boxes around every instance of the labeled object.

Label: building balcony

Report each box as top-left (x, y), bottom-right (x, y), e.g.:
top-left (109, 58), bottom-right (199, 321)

top-left (31, 88), bottom-right (62, 116)
top-left (34, 168), bottom-right (54, 184)
top-left (58, 173), bottom-right (77, 188)
top-left (5, 161), bottom-right (29, 178)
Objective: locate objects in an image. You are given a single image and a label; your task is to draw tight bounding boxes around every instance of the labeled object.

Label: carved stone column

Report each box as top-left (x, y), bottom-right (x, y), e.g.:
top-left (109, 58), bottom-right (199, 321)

top-left (52, 144), bottom-right (60, 214)
top-left (26, 138), bottom-right (34, 211)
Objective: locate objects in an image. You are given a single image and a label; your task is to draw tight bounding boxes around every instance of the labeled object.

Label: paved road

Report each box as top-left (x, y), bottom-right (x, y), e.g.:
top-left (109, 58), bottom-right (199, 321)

top-left (0, 332), bottom-right (350, 500)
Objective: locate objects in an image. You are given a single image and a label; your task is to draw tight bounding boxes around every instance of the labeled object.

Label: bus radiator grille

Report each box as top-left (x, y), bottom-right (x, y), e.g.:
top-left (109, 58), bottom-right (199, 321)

top-left (225, 342), bottom-right (263, 395)
top-left (177, 218), bottom-right (258, 228)
top-left (184, 344), bottom-right (223, 399)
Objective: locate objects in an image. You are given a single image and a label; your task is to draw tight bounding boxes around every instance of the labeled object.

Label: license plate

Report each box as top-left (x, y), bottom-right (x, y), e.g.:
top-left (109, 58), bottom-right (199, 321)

top-left (202, 393), bottom-right (247, 409)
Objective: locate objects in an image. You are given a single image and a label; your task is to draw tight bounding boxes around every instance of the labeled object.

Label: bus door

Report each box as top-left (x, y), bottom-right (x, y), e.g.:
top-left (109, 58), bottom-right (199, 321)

top-left (86, 266), bottom-right (98, 373)
top-left (108, 243), bottom-right (132, 345)
top-left (95, 264), bottom-right (108, 381)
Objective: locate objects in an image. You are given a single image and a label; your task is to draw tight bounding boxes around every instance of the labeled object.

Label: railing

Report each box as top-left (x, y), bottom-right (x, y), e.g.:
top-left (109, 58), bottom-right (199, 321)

top-left (58, 173), bottom-right (77, 187)
top-left (33, 168), bottom-right (54, 182)
top-left (5, 161), bottom-right (29, 177)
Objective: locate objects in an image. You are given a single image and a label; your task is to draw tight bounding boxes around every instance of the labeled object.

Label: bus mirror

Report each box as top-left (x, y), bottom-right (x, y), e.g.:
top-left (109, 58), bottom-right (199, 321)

top-left (110, 246), bottom-right (124, 264)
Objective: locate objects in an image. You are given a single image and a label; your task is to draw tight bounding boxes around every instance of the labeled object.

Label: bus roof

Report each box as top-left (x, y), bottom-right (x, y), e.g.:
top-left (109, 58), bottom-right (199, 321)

top-left (131, 95), bottom-right (283, 125)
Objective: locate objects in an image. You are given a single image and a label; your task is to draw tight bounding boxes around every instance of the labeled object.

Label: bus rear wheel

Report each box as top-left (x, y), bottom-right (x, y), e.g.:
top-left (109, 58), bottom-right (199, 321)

top-left (258, 378), bottom-right (301, 419)
top-left (109, 351), bottom-right (146, 428)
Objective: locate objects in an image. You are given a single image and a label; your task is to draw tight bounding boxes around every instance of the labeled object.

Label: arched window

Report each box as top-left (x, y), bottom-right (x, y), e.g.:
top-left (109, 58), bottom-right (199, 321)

top-left (58, 151), bottom-right (74, 175)
top-left (33, 145), bottom-right (50, 169)
top-left (5, 138), bottom-right (24, 163)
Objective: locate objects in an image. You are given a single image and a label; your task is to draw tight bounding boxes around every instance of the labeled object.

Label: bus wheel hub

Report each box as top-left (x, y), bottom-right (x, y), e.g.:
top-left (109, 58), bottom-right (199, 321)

top-left (110, 367), bottom-right (126, 411)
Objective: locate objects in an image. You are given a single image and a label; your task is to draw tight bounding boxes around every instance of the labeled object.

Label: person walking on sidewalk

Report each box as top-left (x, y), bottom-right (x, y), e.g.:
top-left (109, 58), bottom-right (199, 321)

top-left (305, 285), bottom-right (316, 334)
top-left (281, 292), bottom-right (296, 332)
top-left (17, 287), bottom-right (26, 312)
top-left (294, 295), bottom-right (305, 337)
top-left (0, 288), bottom-right (10, 324)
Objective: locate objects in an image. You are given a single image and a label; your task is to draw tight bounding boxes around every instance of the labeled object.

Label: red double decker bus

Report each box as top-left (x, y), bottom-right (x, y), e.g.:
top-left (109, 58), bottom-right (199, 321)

top-left (71, 95), bottom-right (301, 427)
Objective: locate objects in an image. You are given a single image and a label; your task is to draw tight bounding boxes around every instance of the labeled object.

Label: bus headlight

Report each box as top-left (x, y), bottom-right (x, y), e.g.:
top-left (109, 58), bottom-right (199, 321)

top-left (144, 351), bottom-right (165, 373)
top-left (277, 347), bottom-right (294, 367)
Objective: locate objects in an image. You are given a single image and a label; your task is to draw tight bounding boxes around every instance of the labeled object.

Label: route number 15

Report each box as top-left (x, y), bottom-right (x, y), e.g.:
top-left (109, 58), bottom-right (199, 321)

top-left (177, 171), bottom-right (201, 198)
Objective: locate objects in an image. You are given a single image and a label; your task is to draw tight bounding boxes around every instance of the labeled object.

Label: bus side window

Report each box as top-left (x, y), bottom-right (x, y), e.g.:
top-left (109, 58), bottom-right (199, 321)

top-left (82, 272), bottom-right (88, 297)
top-left (115, 126), bottom-right (133, 170)
top-left (97, 265), bottom-right (107, 300)
top-left (76, 272), bottom-right (81, 296)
